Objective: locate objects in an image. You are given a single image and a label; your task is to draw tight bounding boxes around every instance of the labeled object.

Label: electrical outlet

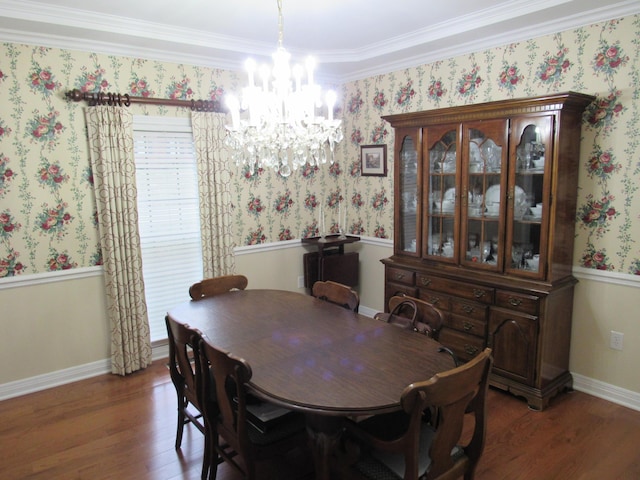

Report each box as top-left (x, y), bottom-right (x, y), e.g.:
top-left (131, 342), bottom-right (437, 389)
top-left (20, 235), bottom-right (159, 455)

top-left (297, 275), bottom-right (305, 288)
top-left (610, 330), bottom-right (624, 351)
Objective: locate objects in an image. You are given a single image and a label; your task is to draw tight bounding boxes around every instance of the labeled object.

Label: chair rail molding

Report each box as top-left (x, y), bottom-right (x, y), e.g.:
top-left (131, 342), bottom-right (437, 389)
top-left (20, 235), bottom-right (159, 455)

top-left (0, 265), bottom-right (103, 290)
top-left (572, 266), bottom-right (640, 288)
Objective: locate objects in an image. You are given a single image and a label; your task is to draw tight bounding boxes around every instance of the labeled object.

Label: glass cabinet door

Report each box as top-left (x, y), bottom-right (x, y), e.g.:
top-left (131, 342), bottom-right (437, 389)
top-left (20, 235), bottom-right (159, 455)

top-left (460, 120), bottom-right (508, 271)
top-left (423, 125), bottom-right (459, 262)
top-left (396, 129), bottom-right (421, 255)
top-left (506, 115), bottom-right (553, 277)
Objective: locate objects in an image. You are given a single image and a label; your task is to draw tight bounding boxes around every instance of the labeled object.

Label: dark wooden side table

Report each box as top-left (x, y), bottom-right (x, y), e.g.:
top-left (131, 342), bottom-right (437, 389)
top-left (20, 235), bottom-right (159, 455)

top-left (301, 235), bottom-right (361, 288)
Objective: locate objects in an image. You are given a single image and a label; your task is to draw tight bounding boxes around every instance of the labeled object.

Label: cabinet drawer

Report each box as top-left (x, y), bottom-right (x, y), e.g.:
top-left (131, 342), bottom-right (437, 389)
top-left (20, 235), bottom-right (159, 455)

top-left (438, 327), bottom-right (485, 363)
top-left (448, 298), bottom-right (489, 337)
top-left (386, 267), bottom-right (415, 286)
top-left (451, 298), bottom-right (488, 321)
top-left (418, 289), bottom-right (451, 311)
top-left (446, 314), bottom-right (486, 338)
top-left (495, 290), bottom-right (540, 315)
top-left (416, 274), bottom-right (494, 305)
top-left (386, 283), bottom-right (418, 301)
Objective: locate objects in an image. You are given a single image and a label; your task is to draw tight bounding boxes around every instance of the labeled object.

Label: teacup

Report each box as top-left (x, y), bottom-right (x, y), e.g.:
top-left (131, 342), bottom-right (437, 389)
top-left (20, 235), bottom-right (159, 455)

top-left (529, 206), bottom-right (542, 217)
top-left (468, 205), bottom-right (482, 216)
top-left (469, 163), bottom-right (482, 173)
top-left (486, 202), bottom-right (500, 216)
top-left (532, 158), bottom-right (545, 169)
top-left (528, 254), bottom-right (540, 270)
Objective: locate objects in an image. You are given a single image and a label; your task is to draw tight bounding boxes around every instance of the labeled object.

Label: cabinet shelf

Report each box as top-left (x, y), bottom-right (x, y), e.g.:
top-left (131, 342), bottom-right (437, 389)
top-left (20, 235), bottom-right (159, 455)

top-left (382, 92), bottom-right (594, 410)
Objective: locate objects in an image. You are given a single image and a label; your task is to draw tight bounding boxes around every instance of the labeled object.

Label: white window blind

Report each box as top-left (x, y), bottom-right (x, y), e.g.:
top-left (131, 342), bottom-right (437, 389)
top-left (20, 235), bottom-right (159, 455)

top-left (133, 116), bottom-right (203, 342)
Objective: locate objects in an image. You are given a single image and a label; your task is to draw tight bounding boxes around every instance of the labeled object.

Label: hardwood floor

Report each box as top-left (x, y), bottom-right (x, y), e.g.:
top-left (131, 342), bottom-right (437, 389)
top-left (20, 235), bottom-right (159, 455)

top-left (1, 359), bottom-right (639, 479)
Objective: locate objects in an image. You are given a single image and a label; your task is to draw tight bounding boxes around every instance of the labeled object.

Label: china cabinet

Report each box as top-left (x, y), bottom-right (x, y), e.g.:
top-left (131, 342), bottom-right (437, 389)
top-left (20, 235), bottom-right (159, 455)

top-left (381, 92), bottom-right (594, 410)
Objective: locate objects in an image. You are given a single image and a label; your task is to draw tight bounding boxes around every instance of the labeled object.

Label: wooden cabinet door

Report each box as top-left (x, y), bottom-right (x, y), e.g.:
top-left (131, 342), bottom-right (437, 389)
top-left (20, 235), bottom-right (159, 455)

top-left (460, 119), bottom-right (508, 271)
top-left (394, 128), bottom-right (422, 257)
top-left (488, 307), bottom-right (538, 385)
top-left (505, 114), bottom-right (554, 280)
top-left (422, 123), bottom-right (460, 263)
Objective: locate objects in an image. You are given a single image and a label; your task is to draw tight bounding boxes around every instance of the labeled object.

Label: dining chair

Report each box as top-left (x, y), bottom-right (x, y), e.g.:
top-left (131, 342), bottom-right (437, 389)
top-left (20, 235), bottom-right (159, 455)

top-left (165, 315), bottom-right (206, 450)
top-left (376, 295), bottom-right (458, 367)
top-left (312, 280), bottom-right (360, 312)
top-left (197, 337), bottom-right (309, 480)
top-left (189, 274), bottom-right (248, 300)
top-left (376, 295), bottom-right (446, 339)
top-left (343, 348), bottom-right (493, 480)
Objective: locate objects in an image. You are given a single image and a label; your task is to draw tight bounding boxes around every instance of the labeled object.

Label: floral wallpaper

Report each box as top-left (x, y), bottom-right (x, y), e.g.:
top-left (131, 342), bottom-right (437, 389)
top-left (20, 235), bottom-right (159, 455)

top-left (0, 15), bottom-right (639, 279)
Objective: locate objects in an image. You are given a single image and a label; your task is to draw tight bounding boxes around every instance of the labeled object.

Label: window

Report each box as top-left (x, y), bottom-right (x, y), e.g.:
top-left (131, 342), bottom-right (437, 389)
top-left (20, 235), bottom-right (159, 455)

top-left (133, 116), bottom-right (203, 342)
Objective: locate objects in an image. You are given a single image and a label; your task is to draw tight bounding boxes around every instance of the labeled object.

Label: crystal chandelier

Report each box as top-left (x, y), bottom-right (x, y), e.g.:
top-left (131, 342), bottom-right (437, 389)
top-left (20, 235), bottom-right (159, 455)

top-left (224, 0), bottom-right (343, 177)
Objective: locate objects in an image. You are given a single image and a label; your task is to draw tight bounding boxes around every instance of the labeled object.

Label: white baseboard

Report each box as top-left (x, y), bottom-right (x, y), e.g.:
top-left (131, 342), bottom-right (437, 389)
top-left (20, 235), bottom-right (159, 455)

top-left (0, 358), bottom-right (111, 401)
top-left (0, 342), bottom-right (171, 401)
top-left (358, 305), bottom-right (378, 318)
top-left (2, 332), bottom-right (639, 413)
top-left (572, 373), bottom-right (640, 412)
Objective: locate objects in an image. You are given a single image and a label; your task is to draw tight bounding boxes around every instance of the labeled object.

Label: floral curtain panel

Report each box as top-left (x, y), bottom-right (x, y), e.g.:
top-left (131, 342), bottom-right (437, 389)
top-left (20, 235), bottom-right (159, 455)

top-left (191, 112), bottom-right (236, 277)
top-left (85, 106), bottom-right (152, 375)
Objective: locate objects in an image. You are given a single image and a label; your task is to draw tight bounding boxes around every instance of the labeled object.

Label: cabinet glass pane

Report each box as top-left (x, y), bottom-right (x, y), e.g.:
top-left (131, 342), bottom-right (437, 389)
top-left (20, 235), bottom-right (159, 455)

top-left (399, 135), bottom-right (418, 253)
top-left (465, 128), bottom-right (502, 266)
top-left (510, 123), bottom-right (545, 273)
top-left (426, 130), bottom-right (456, 259)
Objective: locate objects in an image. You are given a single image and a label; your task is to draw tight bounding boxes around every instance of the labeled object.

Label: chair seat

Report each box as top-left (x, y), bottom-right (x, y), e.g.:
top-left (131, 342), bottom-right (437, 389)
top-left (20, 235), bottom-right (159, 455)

top-left (351, 410), bottom-right (411, 441)
top-left (354, 422), bottom-right (465, 480)
top-left (247, 409), bottom-right (307, 446)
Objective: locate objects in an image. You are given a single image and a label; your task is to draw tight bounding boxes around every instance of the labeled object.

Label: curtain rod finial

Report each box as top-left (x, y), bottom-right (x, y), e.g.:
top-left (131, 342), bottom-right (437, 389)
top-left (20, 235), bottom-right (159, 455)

top-left (66, 89), bottom-right (84, 102)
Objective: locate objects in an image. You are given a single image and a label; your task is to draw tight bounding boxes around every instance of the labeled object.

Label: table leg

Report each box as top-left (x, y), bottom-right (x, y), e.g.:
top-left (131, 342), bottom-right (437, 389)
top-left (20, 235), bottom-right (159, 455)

top-left (304, 414), bottom-right (344, 480)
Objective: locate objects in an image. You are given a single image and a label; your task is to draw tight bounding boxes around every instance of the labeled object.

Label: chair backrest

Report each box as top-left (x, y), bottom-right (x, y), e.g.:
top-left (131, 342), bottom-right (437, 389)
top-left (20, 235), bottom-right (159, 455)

top-left (400, 348), bottom-right (493, 480)
top-left (165, 315), bottom-right (203, 408)
top-left (189, 274), bottom-right (248, 300)
top-left (388, 295), bottom-right (445, 339)
top-left (312, 280), bottom-right (360, 312)
top-left (197, 337), bottom-right (254, 472)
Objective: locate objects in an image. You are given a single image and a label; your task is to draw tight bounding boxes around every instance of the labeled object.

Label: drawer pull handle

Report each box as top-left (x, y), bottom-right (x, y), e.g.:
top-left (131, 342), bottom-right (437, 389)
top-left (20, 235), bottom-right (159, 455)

top-left (429, 297), bottom-right (440, 305)
top-left (462, 305), bottom-right (474, 314)
top-left (421, 278), bottom-right (432, 286)
top-left (508, 297), bottom-right (522, 306)
top-left (395, 273), bottom-right (405, 280)
top-left (464, 345), bottom-right (479, 356)
top-left (463, 321), bottom-right (474, 331)
top-left (473, 289), bottom-right (486, 298)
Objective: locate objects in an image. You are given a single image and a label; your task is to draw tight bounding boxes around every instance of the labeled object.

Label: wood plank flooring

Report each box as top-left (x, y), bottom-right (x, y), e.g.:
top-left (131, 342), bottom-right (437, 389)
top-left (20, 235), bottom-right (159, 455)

top-left (1, 359), bottom-right (639, 479)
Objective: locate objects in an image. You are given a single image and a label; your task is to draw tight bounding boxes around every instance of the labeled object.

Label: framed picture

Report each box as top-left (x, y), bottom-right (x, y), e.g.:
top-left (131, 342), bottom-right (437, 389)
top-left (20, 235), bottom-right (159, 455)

top-left (360, 144), bottom-right (387, 176)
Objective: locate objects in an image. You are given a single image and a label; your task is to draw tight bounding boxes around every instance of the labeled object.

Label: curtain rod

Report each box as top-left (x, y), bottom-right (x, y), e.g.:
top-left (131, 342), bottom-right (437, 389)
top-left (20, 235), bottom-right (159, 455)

top-left (65, 89), bottom-right (226, 113)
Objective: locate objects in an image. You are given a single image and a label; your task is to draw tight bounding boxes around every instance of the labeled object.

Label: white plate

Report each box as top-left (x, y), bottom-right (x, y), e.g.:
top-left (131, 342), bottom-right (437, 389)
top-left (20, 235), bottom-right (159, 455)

top-left (485, 185), bottom-right (527, 215)
top-left (513, 186), bottom-right (527, 217)
top-left (485, 185), bottom-right (501, 205)
top-left (444, 187), bottom-right (456, 201)
top-left (444, 187), bottom-right (474, 203)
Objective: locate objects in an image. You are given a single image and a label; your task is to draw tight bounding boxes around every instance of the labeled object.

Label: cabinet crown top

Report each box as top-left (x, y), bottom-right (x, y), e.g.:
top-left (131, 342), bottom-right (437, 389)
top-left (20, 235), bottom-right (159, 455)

top-left (382, 91), bottom-right (595, 128)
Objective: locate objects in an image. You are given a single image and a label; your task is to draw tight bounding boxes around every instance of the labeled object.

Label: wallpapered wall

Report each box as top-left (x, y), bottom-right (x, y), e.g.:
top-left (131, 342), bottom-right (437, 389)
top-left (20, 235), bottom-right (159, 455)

top-left (1, 15), bottom-right (639, 279)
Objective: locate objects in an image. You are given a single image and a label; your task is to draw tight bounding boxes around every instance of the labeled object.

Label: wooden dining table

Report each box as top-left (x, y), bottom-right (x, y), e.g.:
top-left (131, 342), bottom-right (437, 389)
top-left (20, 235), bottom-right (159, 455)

top-left (167, 289), bottom-right (456, 480)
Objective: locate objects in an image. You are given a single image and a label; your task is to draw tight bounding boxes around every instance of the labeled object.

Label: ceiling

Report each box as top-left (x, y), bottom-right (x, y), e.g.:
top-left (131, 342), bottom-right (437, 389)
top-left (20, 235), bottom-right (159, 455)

top-left (0, 0), bottom-right (638, 83)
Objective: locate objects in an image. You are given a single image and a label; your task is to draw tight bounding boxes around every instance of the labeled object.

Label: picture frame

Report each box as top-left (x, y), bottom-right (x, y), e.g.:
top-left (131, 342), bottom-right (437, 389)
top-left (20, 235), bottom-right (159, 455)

top-left (360, 144), bottom-right (387, 177)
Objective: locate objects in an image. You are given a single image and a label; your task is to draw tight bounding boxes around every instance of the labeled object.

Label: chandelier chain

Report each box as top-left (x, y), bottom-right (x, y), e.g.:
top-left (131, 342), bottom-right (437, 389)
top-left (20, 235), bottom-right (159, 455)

top-left (277, 0), bottom-right (284, 49)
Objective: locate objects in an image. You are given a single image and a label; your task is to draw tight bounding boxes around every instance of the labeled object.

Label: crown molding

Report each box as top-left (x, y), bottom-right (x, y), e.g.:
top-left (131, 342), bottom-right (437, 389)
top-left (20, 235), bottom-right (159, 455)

top-left (2, 0), bottom-right (639, 83)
